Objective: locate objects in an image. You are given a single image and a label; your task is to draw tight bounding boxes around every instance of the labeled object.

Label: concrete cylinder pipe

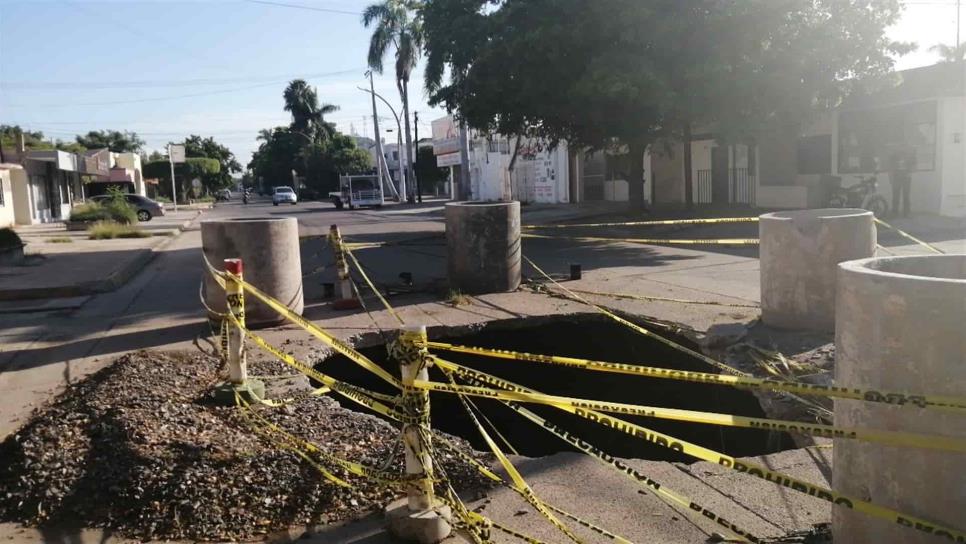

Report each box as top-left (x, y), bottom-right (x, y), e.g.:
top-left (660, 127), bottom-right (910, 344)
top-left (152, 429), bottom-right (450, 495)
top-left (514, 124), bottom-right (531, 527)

top-left (759, 208), bottom-right (875, 332)
top-left (446, 201), bottom-right (521, 294)
top-left (834, 255), bottom-right (966, 544)
top-left (201, 217), bottom-right (303, 327)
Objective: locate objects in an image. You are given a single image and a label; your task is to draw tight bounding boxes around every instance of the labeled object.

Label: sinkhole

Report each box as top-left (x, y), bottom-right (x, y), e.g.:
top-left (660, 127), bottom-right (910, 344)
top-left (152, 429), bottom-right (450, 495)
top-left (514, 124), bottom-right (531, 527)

top-left (313, 315), bottom-right (795, 462)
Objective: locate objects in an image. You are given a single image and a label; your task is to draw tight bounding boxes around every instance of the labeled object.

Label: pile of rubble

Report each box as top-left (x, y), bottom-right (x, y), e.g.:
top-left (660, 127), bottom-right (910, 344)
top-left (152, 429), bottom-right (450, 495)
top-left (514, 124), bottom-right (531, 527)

top-left (0, 351), bottom-right (490, 541)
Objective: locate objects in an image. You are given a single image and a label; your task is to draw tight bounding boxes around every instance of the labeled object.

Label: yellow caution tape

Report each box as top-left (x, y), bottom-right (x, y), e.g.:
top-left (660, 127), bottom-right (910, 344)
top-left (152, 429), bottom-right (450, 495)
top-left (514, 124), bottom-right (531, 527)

top-left (227, 313), bottom-right (409, 423)
top-left (236, 391), bottom-right (410, 486)
top-left (523, 232), bottom-right (760, 245)
top-left (228, 272), bottom-right (401, 389)
top-left (413, 377), bottom-right (966, 453)
top-left (248, 384), bottom-right (332, 407)
top-left (438, 366), bottom-right (587, 544)
top-left (344, 246), bottom-right (405, 325)
top-left (425, 341), bottom-right (966, 412)
top-left (875, 218), bottom-right (945, 255)
top-left (523, 217), bottom-right (760, 229)
top-left (568, 288), bottom-right (760, 309)
top-left (437, 360), bottom-right (760, 543)
top-left (430, 359), bottom-right (966, 542)
top-left (235, 391), bottom-right (351, 488)
top-left (522, 256), bottom-right (833, 419)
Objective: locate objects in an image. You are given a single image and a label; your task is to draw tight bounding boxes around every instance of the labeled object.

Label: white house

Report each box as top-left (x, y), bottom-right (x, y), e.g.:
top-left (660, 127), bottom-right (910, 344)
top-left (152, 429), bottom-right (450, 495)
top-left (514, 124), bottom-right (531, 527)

top-left (431, 115), bottom-right (572, 204)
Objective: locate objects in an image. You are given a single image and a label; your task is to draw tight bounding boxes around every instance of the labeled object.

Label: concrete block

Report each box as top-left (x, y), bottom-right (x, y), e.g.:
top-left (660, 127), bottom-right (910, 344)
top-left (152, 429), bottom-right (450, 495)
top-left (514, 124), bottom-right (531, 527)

top-left (384, 498), bottom-right (452, 543)
top-left (201, 217), bottom-right (303, 327)
top-left (759, 208), bottom-right (874, 332)
top-left (446, 201), bottom-right (521, 294)
top-left (834, 255), bottom-right (966, 544)
top-left (210, 379), bottom-right (265, 406)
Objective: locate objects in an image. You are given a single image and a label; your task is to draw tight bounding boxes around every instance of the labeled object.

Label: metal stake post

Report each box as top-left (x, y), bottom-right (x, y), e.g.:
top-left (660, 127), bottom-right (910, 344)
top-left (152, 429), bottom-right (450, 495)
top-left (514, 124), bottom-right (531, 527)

top-left (224, 258), bottom-right (247, 385)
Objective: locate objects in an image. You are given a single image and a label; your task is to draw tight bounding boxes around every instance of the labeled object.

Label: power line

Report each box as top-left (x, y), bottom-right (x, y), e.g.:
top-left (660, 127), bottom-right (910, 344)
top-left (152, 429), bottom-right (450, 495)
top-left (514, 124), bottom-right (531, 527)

top-left (2, 70), bottom-right (363, 90)
top-left (243, 0), bottom-right (361, 16)
top-left (3, 69), bottom-right (361, 108)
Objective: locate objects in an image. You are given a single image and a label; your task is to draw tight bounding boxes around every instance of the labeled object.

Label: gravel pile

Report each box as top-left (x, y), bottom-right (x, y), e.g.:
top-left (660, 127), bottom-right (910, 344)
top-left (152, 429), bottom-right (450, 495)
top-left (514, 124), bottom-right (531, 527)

top-left (0, 350), bottom-right (491, 541)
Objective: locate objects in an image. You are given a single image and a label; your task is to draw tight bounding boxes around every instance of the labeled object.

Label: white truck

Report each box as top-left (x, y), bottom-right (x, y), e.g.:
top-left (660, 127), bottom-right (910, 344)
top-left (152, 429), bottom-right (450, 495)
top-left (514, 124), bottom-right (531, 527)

top-left (332, 175), bottom-right (384, 210)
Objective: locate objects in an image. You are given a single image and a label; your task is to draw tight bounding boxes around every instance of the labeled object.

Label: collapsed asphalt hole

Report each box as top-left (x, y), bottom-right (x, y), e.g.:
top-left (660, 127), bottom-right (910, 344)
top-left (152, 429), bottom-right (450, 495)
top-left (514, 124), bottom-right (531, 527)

top-left (314, 314), bottom-right (796, 462)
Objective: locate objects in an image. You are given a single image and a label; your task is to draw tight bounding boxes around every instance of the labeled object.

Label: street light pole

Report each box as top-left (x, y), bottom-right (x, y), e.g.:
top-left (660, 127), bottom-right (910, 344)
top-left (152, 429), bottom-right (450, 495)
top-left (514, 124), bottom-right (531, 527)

top-left (358, 85), bottom-right (407, 202)
top-left (366, 72), bottom-right (387, 201)
top-left (167, 143), bottom-right (178, 212)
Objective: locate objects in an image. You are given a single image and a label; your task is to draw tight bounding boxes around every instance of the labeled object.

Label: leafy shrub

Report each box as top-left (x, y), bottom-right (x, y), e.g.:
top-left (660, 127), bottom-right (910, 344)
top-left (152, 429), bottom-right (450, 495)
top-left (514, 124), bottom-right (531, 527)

top-left (87, 221), bottom-right (150, 240)
top-left (153, 196), bottom-right (172, 203)
top-left (70, 200), bottom-right (136, 225)
top-left (45, 237), bottom-right (73, 243)
top-left (0, 227), bottom-right (23, 250)
top-left (70, 203), bottom-right (111, 222)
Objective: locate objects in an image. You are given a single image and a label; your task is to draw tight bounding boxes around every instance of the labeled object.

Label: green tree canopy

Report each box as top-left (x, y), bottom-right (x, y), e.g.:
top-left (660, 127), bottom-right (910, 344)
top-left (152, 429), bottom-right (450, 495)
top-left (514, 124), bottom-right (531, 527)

top-left (363, 0), bottom-right (423, 200)
top-left (301, 133), bottom-right (373, 194)
top-left (75, 129), bottom-right (145, 153)
top-left (415, 145), bottom-right (447, 192)
top-left (421, 0), bottom-right (910, 206)
top-left (180, 134), bottom-right (242, 191)
top-left (283, 79), bottom-right (339, 142)
top-left (144, 157), bottom-right (220, 200)
top-left (1, 125), bottom-right (54, 152)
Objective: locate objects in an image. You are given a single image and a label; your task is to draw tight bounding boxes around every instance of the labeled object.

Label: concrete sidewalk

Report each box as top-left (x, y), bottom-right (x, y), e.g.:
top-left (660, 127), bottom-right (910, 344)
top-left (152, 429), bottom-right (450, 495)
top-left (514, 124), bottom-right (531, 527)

top-left (0, 210), bottom-right (201, 302)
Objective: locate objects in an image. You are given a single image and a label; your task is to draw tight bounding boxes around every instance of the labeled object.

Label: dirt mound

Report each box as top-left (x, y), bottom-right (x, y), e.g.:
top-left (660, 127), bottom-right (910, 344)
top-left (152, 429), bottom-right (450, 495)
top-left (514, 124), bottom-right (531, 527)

top-left (0, 351), bottom-right (489, 541)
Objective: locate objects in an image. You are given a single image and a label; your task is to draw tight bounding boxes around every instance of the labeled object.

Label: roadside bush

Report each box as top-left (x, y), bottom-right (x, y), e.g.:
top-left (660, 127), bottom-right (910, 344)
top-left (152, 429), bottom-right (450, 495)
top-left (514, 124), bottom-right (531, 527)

top-left (153, 196), bottom-right (172, 203)
top-left (0, 227), bottom-right (23, 250)
top-left (70, 203), bottom-right (111, 223)
top-left (70, 200), bottom-right (136, 225)
top-left (87, 221), bottom-right (150, 240)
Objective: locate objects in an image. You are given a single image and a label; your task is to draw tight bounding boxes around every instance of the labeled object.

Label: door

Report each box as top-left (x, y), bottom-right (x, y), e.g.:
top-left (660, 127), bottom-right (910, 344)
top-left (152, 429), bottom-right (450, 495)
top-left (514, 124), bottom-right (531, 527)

top-left (711, 146), bottom-right (730, 204)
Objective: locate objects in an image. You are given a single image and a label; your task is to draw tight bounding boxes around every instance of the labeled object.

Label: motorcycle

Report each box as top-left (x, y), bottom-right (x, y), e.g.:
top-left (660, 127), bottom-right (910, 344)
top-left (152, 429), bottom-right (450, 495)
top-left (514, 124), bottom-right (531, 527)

top-left (827, 174), bottom-right (889, 217)
top-left (242, 191), bottom-right (250, 205)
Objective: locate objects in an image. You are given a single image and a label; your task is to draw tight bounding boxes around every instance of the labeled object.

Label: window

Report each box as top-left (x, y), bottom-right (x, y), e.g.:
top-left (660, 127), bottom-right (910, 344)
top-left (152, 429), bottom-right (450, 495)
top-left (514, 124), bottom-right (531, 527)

top-left (838, 101), bottom-right (936, 173)
top-left (797, 135), bottom-right (832, 175)
top-left (392, 151), bottom-right (399, 160)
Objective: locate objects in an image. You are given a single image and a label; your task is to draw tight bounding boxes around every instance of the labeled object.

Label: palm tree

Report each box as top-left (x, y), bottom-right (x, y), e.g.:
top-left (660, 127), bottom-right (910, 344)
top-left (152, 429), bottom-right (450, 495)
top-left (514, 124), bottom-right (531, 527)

top-left (363, 0), bottom-right (422, 201)
top-left (930, 43), bottom-right (966, 63)
top-left (283, 79), bottom-right (339, 142)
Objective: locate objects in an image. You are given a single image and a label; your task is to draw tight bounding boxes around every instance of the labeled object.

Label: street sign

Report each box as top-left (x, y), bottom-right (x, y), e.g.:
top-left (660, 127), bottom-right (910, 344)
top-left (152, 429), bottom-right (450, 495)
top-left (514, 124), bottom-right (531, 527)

top-left (436, 152), bottom-right (462, 167)
top-left (432, 116), bottom-right (460, 155)
top-left (169, 144), bottom-right (186, 164)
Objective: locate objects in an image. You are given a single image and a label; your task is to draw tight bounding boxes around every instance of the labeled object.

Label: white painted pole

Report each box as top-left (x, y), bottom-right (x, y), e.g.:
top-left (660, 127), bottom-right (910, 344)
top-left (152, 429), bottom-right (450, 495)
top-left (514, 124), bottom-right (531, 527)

top-left (398, 325), bottom-right (434, 511)
top-left (168, 143), bottom-right (178, 212)
top-left (224, 258), bottom-right (247, 385)
top-left (368, 71), bottom-right (385, 199)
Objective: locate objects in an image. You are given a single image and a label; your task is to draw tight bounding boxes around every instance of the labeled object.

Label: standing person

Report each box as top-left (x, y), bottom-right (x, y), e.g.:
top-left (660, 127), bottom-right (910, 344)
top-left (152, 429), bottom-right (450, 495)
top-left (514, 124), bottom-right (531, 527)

top-left (889, 151), bottom-right (912, 218)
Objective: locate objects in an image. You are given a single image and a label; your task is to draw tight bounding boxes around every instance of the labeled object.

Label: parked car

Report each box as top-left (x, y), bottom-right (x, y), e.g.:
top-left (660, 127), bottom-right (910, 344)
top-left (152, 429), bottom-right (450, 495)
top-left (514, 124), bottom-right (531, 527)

top-left (272, 186), bottom-right (298, 206)
top-left (215, 189), bottom-right (232, 202)
top-left (90, 194), bottom-right (165, 222)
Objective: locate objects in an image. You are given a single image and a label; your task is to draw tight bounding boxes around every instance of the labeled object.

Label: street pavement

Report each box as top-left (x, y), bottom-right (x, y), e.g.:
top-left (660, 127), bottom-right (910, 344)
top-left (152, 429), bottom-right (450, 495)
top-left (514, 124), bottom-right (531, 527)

top-left (0, 194), bottom-right (962, 542)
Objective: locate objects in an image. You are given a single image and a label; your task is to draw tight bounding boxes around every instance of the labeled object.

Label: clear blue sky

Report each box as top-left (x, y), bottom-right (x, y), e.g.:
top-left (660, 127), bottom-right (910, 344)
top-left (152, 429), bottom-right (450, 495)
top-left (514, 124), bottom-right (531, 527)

top-left (1, 0), bottom-right (961, 168)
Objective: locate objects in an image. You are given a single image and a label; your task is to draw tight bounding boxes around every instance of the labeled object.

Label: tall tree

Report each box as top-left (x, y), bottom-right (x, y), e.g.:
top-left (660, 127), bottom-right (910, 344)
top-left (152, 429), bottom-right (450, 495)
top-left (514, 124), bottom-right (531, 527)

top-left (283, 79), bottom-right (338, 142)
top-left (363, 0), bottom-right (422, 201)
top-left (930, 43), bottom-right (966, 63)
top-left (75, 129), bottom-right (145, 153)
top-left (421, 0), bottom-right (909, 208)
top-left (180, 135), bottom-right (242, 191)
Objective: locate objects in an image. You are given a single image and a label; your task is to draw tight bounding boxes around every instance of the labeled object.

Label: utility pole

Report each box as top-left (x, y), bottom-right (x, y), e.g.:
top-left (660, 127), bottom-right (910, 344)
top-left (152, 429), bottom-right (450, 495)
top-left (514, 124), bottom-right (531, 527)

top-left (458, 121), bottom-right (471, 201)
top-left (167, 143), bottom-right (178, 212)
top-left (367, 71), bottom-right (385, 199)
top-left (414, 111), bottom-right (422, 203)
